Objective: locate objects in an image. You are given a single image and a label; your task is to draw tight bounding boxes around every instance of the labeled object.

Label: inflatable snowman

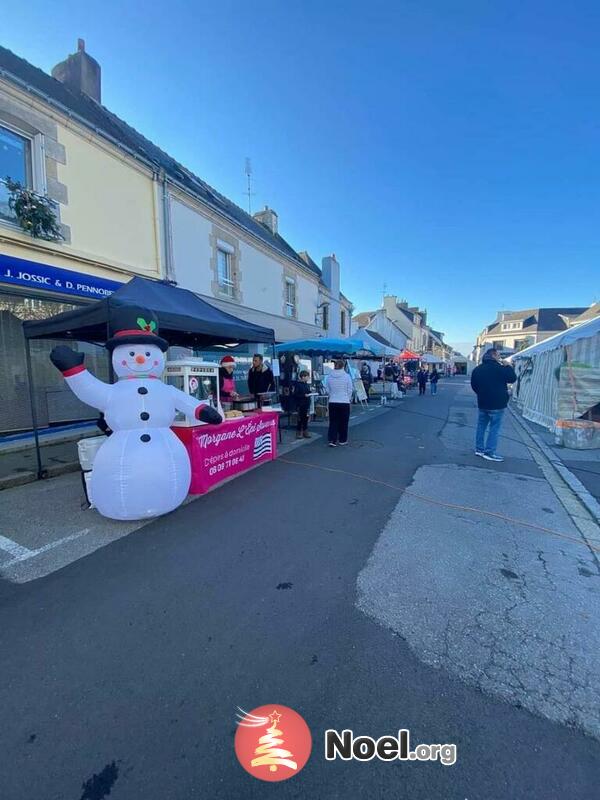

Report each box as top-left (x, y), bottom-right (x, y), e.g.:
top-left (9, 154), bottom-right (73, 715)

top-left (50, 305), bottom-right (222, 521)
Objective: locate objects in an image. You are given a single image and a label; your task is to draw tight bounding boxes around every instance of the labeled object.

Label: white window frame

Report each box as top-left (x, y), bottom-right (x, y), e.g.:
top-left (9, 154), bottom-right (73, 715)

top-left (216, 247), bottom-right (234, 297)
top-left (285, 277), bottom-right (296, 318)
top-left (322, 303), bottom-right (329, 330)
top-left (340, 308), bottom-right (346, 335)
top-left (0, 120), bottom-right (47, 227)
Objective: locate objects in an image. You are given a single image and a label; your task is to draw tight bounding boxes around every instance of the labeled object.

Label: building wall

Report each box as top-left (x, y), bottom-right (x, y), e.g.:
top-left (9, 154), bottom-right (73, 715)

top-left (168, 191), bottom-right (324, 340)
top-left (0, 80), bottom-right (161, 282)
top-left (170, 197), bottom-right (213, 295)
top-left (56, 125), bottom-right (160, 276)
top-left (357, 309), bottom-right (407, 350)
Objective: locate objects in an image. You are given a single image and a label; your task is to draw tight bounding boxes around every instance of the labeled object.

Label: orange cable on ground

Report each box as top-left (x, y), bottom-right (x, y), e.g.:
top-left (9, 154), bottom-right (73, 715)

top-left (277, 457), bottom-right (600, 554)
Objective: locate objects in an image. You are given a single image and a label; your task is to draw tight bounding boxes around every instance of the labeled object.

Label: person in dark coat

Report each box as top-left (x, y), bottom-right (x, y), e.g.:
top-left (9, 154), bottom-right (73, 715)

top-left (429, 367), bottom-right (440, 395)
top-left (417, 368), bottom-right (428, 396)
top-left (293, 370), bottom-right (312, 439)
top-left (470, 348), bottom-right (517, 462)
top-left (247, 354), bottom-right (274, 398)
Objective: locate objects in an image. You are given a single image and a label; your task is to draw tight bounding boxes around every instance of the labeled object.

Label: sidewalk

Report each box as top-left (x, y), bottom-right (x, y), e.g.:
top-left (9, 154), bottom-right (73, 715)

top-left (515, 413), bottom-right (600, 505)
top-left (0, 400), bottom-right (393, 582)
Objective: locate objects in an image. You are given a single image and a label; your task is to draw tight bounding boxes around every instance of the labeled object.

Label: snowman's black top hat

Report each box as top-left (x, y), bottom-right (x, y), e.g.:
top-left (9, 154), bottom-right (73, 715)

top-left (105, 305), bottom-right (169, 352)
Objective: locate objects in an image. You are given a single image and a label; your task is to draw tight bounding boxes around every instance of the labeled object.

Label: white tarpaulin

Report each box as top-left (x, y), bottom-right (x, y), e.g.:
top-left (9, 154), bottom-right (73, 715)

top-left (511, 315), bottom-right (600, 432)
top-left (420, 353), bottom-right (445, 364)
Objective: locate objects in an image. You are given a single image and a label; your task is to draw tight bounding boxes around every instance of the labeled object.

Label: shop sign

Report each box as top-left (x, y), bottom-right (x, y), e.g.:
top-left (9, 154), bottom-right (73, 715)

top-left (0, 254), bottom-right (121, 299)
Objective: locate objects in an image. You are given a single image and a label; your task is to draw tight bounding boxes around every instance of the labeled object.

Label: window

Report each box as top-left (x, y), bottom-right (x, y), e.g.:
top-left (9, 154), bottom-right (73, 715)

top-left (0, 124), bottom-right (32, 222)
top-left (492, 340), bottom-right (505, 350)
top-left (340, 309), bottom-right (346, 335)
top-left (217, 248), bottom-right (234, 297)
top-left (322, 303), bottom-right (329, 330)
top-left (285, 277), bottom-right (296, 317)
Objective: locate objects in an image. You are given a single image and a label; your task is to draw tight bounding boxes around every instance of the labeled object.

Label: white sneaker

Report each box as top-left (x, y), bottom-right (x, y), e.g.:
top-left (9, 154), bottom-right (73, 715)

top-left (338, 441), bottom-right (348, 446)
top-left (328, 442), bottom-right (337, 447)
top-left (483, 453), bottom-right (504, 462)
top-left (475, 450), bottom-right (485, 457)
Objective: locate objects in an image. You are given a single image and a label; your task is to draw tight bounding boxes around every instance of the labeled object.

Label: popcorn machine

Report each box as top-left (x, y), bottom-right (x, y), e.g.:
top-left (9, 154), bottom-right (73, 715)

top-left (165, 359), bottom-right (220, 426)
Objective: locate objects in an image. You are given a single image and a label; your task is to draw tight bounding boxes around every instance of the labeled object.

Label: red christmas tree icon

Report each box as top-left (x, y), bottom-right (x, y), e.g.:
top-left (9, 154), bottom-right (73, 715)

top-left (250, 710), bottom-right (298, 773)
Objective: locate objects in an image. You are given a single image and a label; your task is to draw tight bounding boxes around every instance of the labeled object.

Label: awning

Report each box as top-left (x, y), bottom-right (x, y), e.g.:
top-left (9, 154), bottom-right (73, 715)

top-left (23, 276), bottom-right (275, 347)
top-left (397, 349), bottom-right (420, 361)
top-left (351, 328), bottom-right (401, 357)
top-left (274, 337), bottom-right (376, 358)
top-left (420, 353), bottom-right (445, 364)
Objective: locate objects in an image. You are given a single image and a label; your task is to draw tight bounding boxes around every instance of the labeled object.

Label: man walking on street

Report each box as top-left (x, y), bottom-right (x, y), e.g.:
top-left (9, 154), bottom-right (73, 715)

top-left (429, 367), bottom-right (440, 395)
top-left (470, 349), bottom-right (517, 462)
top-left (417, 367), bottom-right (428, 396)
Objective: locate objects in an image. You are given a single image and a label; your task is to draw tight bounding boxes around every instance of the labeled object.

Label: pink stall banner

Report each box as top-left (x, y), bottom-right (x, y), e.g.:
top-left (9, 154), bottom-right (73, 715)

top-left (174, 411), bottom-right (278, 495)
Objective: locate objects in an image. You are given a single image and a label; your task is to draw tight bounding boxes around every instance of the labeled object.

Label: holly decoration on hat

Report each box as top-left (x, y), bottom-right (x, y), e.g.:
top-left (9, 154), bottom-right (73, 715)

top-left (137, 317), bottom-right (157, 333)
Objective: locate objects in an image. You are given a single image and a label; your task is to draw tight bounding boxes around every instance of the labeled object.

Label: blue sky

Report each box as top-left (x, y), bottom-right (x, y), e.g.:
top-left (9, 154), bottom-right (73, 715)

top-left (3, 1), bottom-right (598, 352)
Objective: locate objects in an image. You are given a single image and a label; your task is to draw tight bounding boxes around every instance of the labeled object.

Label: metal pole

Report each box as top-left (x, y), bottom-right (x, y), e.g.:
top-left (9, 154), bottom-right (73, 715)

top-left (107, 320), bottom-right (114, 383)
top-left (25, 338), bottom-right (44, 479)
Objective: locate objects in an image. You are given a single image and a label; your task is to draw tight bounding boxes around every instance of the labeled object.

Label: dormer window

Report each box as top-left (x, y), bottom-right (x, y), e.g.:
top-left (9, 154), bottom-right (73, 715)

top-left (501, 321), bottom-right (522, 331)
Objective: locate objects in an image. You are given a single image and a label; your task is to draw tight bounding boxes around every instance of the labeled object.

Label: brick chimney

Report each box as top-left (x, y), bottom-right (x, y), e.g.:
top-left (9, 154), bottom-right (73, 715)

top-left (253, 206), bottom-right (278, 235)
top-left (52, 39), bottom-right (101, 103)
top-left (321, 254), bottom-right (340, 296)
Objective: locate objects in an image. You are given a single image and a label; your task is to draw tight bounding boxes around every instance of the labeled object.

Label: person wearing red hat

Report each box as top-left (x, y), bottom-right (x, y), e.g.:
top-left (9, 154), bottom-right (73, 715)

top-left (219, 355), bottom-right (239, 401)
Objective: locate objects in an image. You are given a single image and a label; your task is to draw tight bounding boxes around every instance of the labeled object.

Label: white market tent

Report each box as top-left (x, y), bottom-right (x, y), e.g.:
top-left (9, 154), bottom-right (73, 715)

top-left (352, 328), bottom-right (402, 357)
top-left (420, 353), bottom-right (445, 364)
top-left (510, 315), bottom-right (600, 432)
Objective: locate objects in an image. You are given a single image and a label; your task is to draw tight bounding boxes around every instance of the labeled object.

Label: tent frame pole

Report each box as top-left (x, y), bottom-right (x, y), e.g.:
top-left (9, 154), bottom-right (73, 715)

top-left (25, 338), bottom-right (45, 480)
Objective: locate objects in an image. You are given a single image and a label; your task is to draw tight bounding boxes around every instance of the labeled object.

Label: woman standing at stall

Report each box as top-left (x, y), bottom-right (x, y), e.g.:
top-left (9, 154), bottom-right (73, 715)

top-left (219, 355), bottom-right (239, 402)
top-left (324, 360), bottom-right (354, 447)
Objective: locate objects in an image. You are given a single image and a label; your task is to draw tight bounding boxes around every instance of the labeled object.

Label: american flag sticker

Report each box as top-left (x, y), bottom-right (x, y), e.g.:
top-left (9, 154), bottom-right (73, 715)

top-left (253, 433), bottom-right (272, 460)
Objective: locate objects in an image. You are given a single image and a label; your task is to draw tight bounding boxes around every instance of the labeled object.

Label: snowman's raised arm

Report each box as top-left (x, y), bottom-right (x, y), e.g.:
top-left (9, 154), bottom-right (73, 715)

top-left (169, 385), bottom-right (223, 424)
top-left (50, 346), bottom-right (112, 411)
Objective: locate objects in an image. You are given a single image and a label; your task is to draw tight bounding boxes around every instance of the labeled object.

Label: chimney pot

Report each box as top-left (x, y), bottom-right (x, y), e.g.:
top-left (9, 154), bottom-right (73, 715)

top-left (78, 38), bottom-right (85, 52)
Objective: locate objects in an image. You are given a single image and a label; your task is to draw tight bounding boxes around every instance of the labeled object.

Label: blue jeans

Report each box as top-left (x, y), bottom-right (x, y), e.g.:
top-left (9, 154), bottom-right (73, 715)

top-left (476, 409), bottom-right (504, 455)
top-left (431, 382), bottom-right (437, 395)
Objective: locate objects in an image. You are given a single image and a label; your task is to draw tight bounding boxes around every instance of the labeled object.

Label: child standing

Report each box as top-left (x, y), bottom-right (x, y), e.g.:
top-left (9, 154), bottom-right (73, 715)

top-left (294, 370), bottom-right (312, 439)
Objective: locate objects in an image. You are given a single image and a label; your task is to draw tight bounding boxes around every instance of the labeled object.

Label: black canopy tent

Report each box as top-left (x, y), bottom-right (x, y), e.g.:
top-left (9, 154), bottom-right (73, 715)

top-left (23, 276), bottom-right (275, 347)
top-left (23, 276), bottom-right (275, 478)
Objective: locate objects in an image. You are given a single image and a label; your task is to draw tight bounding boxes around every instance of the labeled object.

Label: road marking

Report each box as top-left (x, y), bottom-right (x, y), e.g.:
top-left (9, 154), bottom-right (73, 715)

top-left (0, 534), bottom-right (33, 559)
top-left (0, 529), bottom-right (91, 567)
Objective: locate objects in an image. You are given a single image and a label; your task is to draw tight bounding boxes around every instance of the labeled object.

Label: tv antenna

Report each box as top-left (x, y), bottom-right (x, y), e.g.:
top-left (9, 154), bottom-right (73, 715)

top-left (244, 158), bottom-right (255, 214)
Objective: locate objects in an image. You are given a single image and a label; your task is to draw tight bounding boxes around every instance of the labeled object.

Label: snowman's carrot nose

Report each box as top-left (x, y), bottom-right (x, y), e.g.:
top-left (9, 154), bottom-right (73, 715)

top-left (135, 354), bottom-right (146, 365)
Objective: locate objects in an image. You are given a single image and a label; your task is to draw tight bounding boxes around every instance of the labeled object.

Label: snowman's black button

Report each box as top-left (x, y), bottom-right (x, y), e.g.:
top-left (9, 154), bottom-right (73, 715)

top-left (138, 387), bottom-right (148, 395)
top-left (140, 412), bottom-right (150, 421)
top-left (140, 434), bottom-right (151, 443)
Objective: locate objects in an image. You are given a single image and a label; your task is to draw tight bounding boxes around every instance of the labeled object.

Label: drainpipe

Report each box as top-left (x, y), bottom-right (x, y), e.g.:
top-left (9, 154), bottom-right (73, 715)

top-left (161, 171), bottom-right (175, 283)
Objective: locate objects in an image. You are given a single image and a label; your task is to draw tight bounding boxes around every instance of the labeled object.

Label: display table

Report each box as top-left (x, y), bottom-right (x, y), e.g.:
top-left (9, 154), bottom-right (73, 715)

top-left (172, 410), bottom-right (278, 495)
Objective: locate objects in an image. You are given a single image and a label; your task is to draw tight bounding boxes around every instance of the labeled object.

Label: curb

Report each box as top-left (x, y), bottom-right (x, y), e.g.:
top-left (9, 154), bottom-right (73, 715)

top-left (0, 461), bottom-right (81, 491)
top-left (509, 407), bottom-right (600, 525)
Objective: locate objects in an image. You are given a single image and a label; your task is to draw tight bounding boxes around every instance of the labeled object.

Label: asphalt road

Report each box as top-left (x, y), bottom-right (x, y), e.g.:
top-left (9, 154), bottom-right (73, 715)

top-left (1, 380), bottom-right (599, 799)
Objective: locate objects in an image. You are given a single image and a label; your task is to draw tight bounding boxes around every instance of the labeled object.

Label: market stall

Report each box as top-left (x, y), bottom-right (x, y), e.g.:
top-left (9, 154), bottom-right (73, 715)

top-left (351, 328), bottom-right (403, 400)
top-left (173, 410), bottom-right (278, 494)
top-left (510, 315), bottom-right (600, 448)
top-left (23, 277), bottom-right (277, 500)
top-left (273, 337), bottom-right (376, 419)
